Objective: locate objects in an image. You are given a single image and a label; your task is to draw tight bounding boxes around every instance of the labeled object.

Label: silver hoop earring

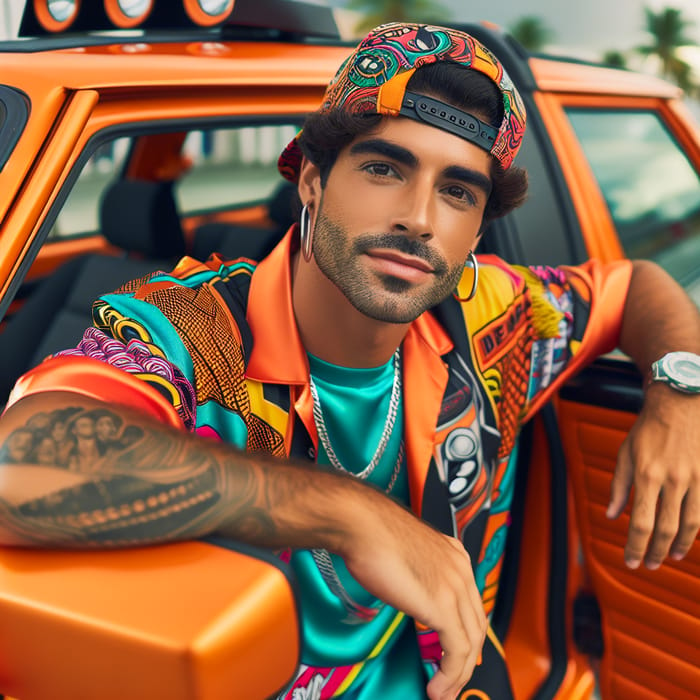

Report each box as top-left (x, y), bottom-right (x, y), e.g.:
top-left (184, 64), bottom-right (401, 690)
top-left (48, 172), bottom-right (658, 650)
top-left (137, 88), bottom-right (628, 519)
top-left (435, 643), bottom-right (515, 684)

top-left (300, 204), bottom-right (313, 262)
top-left (453, 251), bottom-right (479, 302)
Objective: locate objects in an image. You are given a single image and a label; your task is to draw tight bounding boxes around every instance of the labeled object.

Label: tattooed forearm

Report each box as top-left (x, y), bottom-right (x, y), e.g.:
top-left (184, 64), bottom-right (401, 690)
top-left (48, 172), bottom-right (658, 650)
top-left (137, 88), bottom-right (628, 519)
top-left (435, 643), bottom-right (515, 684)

top-left (0, 406), bottom-right (142, 472)
top-left (0, 396), bottom-right (345, 550)
top-left (14, 472), bottom-right (220, 546)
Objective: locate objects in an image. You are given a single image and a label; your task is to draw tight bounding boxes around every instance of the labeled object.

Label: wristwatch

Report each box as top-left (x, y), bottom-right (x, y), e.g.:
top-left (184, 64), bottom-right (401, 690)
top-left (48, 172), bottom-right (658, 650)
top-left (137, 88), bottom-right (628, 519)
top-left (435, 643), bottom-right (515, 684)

top-left (649, 351), bottom-right (700, 394)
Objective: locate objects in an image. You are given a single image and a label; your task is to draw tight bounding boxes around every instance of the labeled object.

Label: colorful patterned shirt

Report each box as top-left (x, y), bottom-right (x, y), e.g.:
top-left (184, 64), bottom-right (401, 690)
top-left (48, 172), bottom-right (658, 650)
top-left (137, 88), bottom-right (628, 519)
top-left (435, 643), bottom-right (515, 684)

top-left (8, 227), bottom-right (633, 698)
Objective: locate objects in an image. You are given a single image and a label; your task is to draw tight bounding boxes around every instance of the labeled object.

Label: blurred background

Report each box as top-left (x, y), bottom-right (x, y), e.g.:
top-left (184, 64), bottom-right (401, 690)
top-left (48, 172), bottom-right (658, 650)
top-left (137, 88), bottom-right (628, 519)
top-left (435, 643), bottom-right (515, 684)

top-left (330, 0), bottom-right (700, 115)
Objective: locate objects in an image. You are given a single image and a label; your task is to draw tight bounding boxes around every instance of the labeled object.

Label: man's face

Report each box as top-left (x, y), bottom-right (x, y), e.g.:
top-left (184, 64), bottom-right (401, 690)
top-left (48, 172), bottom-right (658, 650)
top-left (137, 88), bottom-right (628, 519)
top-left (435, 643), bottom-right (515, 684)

top-left (96, 416), bottom-right (117, 442)
top-left (73, 416), bottom-right (95, 439)
top-left (36, 437), bottom-right (57, 465)
top-left (51, 421), bottom-right (67, 442)
top-left (7, 430), bottom-right (33, 462)
top-left (308, 117), bottom-right (491, 324)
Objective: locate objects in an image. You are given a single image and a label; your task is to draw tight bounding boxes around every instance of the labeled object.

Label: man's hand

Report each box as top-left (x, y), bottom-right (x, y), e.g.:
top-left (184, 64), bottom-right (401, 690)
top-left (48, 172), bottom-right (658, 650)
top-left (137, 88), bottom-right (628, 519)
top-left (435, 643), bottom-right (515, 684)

top-left (607, 383), bottom-right (700, 569)
top-left (338, 490), bottom-right (486, 700)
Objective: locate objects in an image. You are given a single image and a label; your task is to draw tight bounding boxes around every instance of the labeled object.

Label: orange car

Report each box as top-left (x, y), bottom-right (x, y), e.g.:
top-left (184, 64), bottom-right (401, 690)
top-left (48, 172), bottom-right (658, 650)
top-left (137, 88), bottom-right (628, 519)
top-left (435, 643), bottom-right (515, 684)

top-left (0, 2), bottom-right (699, 699)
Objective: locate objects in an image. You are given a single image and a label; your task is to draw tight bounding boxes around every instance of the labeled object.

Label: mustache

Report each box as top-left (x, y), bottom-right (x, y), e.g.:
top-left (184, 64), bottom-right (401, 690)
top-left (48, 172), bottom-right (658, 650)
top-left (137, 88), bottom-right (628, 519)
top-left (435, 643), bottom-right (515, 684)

top-left (352, 234), bottom-right (449, 274)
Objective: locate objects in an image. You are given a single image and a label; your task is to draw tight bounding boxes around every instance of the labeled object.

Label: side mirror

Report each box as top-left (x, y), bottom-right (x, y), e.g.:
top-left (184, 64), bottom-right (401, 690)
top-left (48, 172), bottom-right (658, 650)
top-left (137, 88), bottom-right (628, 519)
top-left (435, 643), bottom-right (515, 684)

top-left (0, 539), bottom-right (299, 699)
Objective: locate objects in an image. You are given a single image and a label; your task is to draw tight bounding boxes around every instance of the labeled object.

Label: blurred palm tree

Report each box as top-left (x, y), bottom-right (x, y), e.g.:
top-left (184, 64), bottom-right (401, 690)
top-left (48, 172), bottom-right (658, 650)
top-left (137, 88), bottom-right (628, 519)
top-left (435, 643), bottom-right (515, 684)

top-left (509, 15), bottom-right (554, 52)
top-left (601, 50), bottom-right (628, 69)
top-left (637, 6), bottom-right (696, 88)
top-left (347, 0), bottom-right (451, 34)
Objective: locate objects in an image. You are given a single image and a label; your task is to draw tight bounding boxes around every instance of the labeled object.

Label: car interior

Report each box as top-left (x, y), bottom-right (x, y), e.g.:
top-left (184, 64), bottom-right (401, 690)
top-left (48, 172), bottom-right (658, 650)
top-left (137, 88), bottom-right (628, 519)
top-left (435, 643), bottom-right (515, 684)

top-left (0, 126), bottom-right (301, 405)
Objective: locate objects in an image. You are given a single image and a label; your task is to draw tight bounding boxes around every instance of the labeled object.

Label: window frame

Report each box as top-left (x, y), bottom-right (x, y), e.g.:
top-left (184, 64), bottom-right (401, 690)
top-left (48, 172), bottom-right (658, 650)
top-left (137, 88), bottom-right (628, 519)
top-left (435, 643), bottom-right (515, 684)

top-left (2, 111), bottom-right (308, 322)
top-left (0, 85), bottom-right (30, 172)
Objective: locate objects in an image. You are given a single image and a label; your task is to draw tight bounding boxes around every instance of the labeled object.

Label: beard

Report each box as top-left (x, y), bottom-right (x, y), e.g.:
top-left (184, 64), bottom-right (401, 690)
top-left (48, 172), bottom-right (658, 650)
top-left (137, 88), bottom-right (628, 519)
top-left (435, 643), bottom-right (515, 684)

top-left (311, 208), bottom-right (466, 324)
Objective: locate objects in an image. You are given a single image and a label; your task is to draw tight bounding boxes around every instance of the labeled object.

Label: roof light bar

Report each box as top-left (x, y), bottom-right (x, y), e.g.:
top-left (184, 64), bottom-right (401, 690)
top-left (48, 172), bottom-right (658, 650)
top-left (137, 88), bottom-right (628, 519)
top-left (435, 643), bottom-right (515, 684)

top-left (182, 0), bottom-right (235, 27)
top-left (223, 0), bottom-right (338, 38)
top-left (19, 0), bottom-right (339, 37)
top-left (34, 0), bottom-right (81, 32)
top-left (104, 0), bottom-right (154, 28)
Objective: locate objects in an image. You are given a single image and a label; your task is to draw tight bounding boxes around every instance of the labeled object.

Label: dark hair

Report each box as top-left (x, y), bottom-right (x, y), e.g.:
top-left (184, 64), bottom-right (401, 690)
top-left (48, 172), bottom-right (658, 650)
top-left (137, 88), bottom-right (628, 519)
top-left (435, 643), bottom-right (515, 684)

top-left (298, 61), bottom-right (528, 225)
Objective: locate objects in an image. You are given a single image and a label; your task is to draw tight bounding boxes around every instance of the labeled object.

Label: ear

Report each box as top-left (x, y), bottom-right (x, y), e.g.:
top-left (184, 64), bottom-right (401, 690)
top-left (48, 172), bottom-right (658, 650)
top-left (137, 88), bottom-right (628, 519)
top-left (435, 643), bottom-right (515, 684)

top-left (297, 156), bottom-right (322, 211)
top-left (472, 231), bottom-right (484, 251)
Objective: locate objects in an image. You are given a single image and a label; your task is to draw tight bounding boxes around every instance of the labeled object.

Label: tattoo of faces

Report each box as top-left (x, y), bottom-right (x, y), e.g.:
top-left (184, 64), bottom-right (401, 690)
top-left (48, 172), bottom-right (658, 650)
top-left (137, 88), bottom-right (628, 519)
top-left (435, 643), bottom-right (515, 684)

top-left (0, 407), bottom-right (143, 472)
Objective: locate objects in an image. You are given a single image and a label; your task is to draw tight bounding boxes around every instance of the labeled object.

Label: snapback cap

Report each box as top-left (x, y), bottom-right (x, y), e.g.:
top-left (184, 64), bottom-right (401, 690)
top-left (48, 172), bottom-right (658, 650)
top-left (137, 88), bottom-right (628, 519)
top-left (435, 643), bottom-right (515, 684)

top-left (278, 22), bottom-right (527, 182)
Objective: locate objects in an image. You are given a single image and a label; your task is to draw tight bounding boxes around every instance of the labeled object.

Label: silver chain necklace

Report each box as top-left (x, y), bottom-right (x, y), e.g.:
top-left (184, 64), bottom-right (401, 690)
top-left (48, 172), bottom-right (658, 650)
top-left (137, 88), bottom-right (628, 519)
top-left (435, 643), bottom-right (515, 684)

top-left (308, 349), bottom-right (404, 621)
top-left (308, 348), bottom-right (401, 480)
top-left (310, 442), bottom-right (405, 623)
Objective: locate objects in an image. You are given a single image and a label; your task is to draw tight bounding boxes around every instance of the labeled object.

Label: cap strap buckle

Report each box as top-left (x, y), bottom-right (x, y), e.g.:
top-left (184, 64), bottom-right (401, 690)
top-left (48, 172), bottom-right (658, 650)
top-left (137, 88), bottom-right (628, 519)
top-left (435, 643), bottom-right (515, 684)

top-left (399, 91), bottom-right (497, 153)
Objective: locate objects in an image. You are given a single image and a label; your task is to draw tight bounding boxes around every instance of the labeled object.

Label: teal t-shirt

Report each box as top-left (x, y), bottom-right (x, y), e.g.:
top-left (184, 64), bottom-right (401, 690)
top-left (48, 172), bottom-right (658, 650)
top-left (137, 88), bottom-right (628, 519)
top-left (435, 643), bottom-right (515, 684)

top-left (283, 352), bottom-right (425, 698)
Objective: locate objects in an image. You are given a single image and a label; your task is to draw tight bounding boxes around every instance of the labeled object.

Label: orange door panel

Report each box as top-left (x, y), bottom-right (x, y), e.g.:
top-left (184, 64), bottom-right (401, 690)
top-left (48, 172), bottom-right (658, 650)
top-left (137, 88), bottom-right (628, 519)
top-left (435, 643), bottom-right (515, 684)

top-left (559, 361), bottom-right (700, 700)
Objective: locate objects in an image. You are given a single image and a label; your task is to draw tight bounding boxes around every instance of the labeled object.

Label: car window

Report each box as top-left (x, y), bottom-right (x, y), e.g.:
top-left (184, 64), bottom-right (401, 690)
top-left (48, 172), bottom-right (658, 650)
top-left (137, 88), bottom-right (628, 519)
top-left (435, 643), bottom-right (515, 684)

top-left (566, 109), bottom-right (700, 305)
top-left (51, 123), bottom-right (300, 240)
top-left (175, 124), bottom-right (299, 214)
top-left (50, 137), bottom-right (132, 239)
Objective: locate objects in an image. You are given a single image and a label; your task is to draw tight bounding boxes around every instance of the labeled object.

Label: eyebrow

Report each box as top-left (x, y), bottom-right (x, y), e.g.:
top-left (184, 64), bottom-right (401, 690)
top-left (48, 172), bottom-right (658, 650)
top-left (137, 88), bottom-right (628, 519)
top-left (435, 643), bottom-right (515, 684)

top-left (443, 165), bottom-right (492, 198)
top-left (349, 139), bottom-right (418, 167)
top-left (349, 138), bottom-right (492, 197)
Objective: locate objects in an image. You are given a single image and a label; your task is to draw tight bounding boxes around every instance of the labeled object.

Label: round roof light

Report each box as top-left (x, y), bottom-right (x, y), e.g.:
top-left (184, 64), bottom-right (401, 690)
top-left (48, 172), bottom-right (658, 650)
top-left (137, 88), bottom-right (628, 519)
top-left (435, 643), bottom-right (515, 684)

top-left (104, 0), bottom-right (154, 27)
top-left (34, 0), bottom-right (80, 32)
top-left (199, 0), bottom-right (231, 15)
top-left (182, 0), bottom-right (234, 26)
top-left (47, 0), bottom-right (75, 21)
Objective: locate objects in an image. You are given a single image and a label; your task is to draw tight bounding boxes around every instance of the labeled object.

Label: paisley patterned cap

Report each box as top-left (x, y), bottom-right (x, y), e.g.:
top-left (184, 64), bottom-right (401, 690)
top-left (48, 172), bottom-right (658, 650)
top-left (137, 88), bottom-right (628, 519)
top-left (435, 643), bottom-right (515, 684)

top-left (278, 22), bottom-right (527, 182)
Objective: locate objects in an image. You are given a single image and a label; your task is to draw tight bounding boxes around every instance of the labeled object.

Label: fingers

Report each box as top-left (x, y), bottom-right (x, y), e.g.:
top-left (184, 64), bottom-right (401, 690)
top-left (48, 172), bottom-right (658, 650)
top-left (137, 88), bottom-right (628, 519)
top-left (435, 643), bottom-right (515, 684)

top-left (670, 487), bottom-right (700, 561)
top-left (426, 540), bottom-right (486, 700)
top-left (426, 613), bottom-right (485, 700)
top-left (607, 439), bottom-right (634, 520)
top-left (639, 482), bottom-right (683, 569)
top-left (625, 462), bottom-right (698, 569)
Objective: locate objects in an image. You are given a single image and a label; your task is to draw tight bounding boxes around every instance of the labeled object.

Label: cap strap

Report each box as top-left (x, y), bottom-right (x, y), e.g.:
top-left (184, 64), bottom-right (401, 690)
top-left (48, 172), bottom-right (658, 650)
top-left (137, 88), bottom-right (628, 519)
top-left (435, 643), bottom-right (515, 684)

top-left (377, 67), bottom-right (416, 115)
top-left (399, 91), bottom-right (497, 153)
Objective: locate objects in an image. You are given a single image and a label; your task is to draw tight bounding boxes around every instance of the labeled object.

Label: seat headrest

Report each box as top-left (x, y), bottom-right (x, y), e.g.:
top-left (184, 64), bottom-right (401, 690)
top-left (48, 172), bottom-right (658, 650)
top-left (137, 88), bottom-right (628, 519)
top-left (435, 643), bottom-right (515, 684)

top-left (267, 181), bottom-right (300, 231)
top-left (99, 179), bottom-right (185, 259)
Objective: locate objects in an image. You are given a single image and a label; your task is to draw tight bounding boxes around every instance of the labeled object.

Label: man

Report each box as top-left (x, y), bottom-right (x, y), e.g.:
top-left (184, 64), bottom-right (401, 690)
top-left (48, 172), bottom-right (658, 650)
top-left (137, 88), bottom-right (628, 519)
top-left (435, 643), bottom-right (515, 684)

top-left (0, 22), bottom-right (699, 700)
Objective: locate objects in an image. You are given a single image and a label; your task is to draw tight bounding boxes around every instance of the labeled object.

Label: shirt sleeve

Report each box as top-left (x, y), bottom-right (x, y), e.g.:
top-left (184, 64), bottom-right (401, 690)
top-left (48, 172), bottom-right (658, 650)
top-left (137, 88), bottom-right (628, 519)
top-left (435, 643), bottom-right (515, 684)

top-left (5, 258), bottom-right (250, 451)
top-left (516, 258), bottom-right (633, 421)
top-left (5, 301), bottom-right (198, 431)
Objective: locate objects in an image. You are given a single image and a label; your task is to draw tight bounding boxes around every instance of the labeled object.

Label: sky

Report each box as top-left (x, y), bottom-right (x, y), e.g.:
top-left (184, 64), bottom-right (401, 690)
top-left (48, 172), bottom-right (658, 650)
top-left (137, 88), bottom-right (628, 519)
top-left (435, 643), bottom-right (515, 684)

top-left (440, 0), bottom-right (700, 62)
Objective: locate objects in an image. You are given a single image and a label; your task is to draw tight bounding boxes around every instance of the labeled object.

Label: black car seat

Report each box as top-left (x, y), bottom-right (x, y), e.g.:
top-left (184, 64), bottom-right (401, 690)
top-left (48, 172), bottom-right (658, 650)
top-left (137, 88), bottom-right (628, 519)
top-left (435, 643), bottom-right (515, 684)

top-left (0, 178), bottom-right (186, 404)
top-left (190, 180), bottom-right (299, 262)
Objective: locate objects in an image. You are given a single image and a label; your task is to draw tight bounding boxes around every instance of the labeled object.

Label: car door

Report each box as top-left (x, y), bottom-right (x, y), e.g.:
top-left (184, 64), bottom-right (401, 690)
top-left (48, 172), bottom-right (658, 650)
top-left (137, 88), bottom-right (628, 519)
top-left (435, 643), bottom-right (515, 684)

top-left (539, 94), bottom-right (700, 700)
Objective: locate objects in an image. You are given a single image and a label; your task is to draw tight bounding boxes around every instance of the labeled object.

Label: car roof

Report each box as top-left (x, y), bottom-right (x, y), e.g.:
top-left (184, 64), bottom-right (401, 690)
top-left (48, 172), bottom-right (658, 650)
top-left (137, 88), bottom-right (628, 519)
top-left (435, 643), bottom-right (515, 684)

top-left (0, 39), bottom-right (353, 92)
top-left (0, 33), bottom-right (680, 103)
top-left (529, 55), bottom-right (681, 98)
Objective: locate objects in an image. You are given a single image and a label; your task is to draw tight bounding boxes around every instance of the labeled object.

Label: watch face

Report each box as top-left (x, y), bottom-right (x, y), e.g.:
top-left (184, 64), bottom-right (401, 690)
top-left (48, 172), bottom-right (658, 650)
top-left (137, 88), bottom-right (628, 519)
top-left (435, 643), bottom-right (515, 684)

top-left (662, 351), bottom-right (700, 391)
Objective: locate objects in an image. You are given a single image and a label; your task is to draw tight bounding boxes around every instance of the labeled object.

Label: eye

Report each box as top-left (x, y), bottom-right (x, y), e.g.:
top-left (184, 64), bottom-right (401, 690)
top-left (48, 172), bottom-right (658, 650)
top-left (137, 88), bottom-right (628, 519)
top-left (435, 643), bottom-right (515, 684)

top-left (444, 184), bottom-right (477, 206)
top-left (362, 162), bottom-right (399, 178)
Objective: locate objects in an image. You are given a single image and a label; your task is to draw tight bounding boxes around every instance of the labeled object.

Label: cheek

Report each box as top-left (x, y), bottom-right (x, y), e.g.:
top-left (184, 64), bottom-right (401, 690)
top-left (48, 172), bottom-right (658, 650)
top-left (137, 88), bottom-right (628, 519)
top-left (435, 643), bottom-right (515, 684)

top-left (322, 188), bottom-right (386, 234)
top-left (437, 214), bottom-right (482, 260)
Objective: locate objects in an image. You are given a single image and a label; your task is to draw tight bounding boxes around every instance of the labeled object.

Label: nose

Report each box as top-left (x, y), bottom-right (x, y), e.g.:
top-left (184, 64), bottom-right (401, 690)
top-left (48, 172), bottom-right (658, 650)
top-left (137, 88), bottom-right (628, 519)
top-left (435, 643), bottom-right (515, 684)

top-left (389, 176), bottom-right (434, 240)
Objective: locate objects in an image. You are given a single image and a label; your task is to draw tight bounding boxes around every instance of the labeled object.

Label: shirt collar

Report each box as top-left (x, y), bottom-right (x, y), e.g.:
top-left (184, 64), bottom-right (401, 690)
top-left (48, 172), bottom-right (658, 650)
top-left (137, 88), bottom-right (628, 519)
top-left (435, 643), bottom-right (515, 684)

top-left (245, 226), bottom-right (453, 384)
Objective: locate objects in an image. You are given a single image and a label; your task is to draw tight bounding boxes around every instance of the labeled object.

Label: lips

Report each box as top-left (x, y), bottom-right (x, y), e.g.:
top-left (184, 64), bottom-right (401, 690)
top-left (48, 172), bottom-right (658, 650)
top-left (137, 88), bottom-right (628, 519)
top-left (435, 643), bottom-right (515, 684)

top-left (365, 248), bottom-right (435, 274)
